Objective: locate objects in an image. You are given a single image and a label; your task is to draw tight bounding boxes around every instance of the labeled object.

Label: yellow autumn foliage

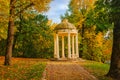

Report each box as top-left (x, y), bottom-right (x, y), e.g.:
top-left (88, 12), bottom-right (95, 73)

top-left (95, 32), bottom-right (103, 47)
top-left (0, 0), bottom-right (9, 40)
top-left (0, 0), bottom-right (51, 40)
top-left (82, 25), bottom-right (112, 62)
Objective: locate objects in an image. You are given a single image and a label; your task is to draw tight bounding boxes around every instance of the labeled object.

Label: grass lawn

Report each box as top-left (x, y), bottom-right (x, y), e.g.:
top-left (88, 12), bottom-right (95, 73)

top-left (0, 56), bottom-right (47, 80)
top-left (0, 56), bottom-right (113, 80)
top-left (79, 60), bottom-right (113, 80)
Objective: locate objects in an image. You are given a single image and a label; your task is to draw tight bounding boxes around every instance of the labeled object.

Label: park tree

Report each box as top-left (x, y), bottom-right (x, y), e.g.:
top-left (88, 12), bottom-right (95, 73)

top-left (0, 0), bottom-right (8, 55)
top-left (82, 0), bottom-right (120, 79)
top-left (2, 0), bottom-right (51, 65)
top-left (13, 13), bottom-right (53, 58)
top-left (61, 0), bottom-right (112, 62)
top-left (106, 0), bottom-right (120, 79)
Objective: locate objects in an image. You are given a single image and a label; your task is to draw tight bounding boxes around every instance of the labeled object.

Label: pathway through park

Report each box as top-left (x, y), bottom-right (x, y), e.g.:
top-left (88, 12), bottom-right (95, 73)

top-left (42, 61), bottom-right (98, 80)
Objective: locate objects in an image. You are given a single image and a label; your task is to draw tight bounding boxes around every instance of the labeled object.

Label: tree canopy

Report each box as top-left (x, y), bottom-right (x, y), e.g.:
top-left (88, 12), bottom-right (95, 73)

top-left (1, 0), bottom-right (51, 65)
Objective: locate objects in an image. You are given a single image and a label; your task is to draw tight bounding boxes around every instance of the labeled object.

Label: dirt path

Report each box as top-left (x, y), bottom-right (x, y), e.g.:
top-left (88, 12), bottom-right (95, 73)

top-left (42, 61), bottom-right (98, 80)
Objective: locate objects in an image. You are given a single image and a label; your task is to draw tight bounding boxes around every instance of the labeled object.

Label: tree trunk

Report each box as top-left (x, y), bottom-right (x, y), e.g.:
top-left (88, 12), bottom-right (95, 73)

top-left (106, 20), bottom-right (120, 79)
top-left (4, 0), bottom-right (14, 65)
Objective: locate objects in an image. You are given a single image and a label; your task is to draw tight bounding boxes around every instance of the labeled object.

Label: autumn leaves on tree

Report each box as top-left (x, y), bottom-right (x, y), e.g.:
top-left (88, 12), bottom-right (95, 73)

top-left (2, 0), bottom-right (51, 65)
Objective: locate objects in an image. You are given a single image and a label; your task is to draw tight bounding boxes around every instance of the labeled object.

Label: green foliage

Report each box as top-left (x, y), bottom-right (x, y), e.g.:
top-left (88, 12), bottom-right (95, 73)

top-left (0, 9), bottom-right (53, 58)
top-left (12, 13), bottom-right (54, 58)
top-left (109, 0), bottom-right (120, 22)
top-left (85, 0), bottom-right (111, 32)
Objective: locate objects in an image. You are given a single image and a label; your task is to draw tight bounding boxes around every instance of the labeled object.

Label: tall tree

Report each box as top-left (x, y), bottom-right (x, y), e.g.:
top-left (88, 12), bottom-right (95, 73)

top-left (61, 0), bottom-right (96, 56)
top-left (4, 0), bottom-right (51, 65)
top-left (106, 0), bottom-right (120, 79)
top-left (5, 0), bottom-right (15, 65)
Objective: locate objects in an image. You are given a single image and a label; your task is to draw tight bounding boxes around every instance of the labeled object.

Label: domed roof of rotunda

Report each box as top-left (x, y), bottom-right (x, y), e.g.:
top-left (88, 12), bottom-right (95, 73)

top-left (54, 19), bottom-right (76, 30)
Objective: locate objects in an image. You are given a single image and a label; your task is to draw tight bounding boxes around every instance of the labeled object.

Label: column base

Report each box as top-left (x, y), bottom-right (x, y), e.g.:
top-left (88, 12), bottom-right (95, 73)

top-left (50, 58), bottom-right (60, 61)
top-left (50, 58), bottom-right (68, 61)
top-left (50, 58), bottom-right (79, 61)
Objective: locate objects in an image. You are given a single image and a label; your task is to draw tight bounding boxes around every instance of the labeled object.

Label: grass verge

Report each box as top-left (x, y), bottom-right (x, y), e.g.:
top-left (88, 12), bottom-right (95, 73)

top-left (79, 60), bottom-right (112, 80)
top-left (0, 56), bottom-right (46, 80)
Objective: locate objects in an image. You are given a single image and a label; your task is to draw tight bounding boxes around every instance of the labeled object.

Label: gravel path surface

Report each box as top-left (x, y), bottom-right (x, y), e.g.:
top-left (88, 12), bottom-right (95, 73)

top-left (42, 61), bottom-right (98, 80)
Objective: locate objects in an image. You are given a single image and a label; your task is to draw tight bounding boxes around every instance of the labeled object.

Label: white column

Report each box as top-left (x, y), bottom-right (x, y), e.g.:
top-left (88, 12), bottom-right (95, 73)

top-left (56, 34), bottom-right (60, 58)
top-left (72, 35), bottom-right (75, 58)
top-left (62, 36), bottom-right (65, 58)
top-left (68, 32), bottom-right (71, 58)
top-left (54, 33), bottom-right (57, 58)
top-left (76, 33), bottom-right (79, 58)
